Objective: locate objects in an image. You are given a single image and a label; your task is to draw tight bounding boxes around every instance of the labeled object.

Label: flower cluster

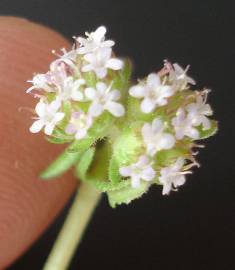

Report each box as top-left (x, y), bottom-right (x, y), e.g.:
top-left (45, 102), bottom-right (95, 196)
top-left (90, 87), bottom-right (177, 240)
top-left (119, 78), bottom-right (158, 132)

top-left (27, 27), bottom-right (217, 207)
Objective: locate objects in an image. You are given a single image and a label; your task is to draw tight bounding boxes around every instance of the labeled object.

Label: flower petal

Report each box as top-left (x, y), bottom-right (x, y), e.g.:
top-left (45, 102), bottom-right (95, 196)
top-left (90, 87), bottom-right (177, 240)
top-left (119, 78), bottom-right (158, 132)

top-left (105, 101), bottom-right (125, 117)
top-left (75, 129), bottom-right (87, 140)
top-left (140, 98), bottom-right (156, 113)
top-left (89, 102), bottom-right (104, 117)
top-left (119, 166), bottom-right (132, 177)
top-left (44, 123), bottom-right (55, 135)
top-left (147, 73), bottom-right (161, 87)
top-left (106, 58), bottom-right (123, 70)
top-left (29, 120), bottom-right (44, 133)
top-left (129, 85), bottom-right (145, 98)
top-left (85, 87), bottom-right (96, 100)
top-left (142, 167), bottom-right (156, 181)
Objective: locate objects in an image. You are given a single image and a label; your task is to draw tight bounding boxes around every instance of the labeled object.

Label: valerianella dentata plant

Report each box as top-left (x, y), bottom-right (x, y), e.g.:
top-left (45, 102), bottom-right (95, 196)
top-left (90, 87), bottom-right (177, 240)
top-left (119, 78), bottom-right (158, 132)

top-left (27, 26), bottom-right (217, 208)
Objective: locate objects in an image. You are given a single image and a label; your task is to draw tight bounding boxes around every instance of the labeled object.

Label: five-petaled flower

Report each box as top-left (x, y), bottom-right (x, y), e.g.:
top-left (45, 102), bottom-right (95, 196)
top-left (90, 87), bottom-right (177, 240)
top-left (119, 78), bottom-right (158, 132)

top-left (169, 63), bottom-right (196, 90)
top-left (65, 111), bottom-right (93, 140)
top-left (159, 158), bottom-right (192, 195)
top-left (77, 26), bottom-right (115, 55)
top-left (30, 99), bottom-right (64, 135)
top-left (85, 82), bottom-right (125, 117)
top-left (81, 47), bottom-right (123, 78)
top-left (57, 77), bottom-right (85, 102)
top-left (129, 73), bottom-right (174, 113)
top-left (172, 108), bottom-right (200, 140)
top-left (142, 118), bottom-right (175, 156)
top-left (186, 95), bottom-right (212, 130)
top-left (119, 155), bottom-right (156, 188)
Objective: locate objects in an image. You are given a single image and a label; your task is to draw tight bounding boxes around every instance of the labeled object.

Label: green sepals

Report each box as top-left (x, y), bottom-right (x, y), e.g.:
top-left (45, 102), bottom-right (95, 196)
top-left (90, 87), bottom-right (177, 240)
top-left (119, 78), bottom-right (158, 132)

top-left (75, 147), bottom-right (96, 181)
top-left (112, 59), bottom-right (132, 95)
top-left (112, 124), bottom-right (143, 167)
top-left (107, 181), bottom-right (150, 208)
top-left (155, 146), bottom-right (190, 168)
top-left (47, 127), bottom-right (74, 145)
top-left (108, 156), bottom-right (122, 184)
top-left (198, 120), bottom-right (218, 139)
top-left (83, 71), bottom-right (97, 87)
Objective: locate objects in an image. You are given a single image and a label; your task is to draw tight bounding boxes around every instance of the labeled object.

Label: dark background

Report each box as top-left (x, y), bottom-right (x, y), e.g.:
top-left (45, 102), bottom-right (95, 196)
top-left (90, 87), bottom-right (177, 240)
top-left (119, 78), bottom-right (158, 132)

top-left (1, 0), bottom-right (234, 269)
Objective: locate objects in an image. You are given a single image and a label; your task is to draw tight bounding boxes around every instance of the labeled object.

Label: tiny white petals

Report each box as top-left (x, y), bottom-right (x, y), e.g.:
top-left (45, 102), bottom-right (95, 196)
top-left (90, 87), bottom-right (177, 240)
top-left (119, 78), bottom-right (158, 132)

top-left (30, 100), bottom-right (64, 135)
top-left (186, 95), bottom-right (213, 130)
top-left (105, 101), bottom-right (125, 117)
top-left (85, 82), bottom-right (125, 118)
top-left (27, 74), bottom-right (54, 93)
top-left (29, 120), bottom-right (44, 133)
top-left (129, 73), bottom-right (174, 113)
top-left (57, 77), bottom-right (85, 102)
top-left (106, 58), bottom-right (123, 70)
top-left (169, 63), bottom-right (196, 91)
top-left (129, 85), bottom-right (145, 98)
top-left (119, 155), bottom-right (156, 188)
top-left (77, 26), bottom-right (115, 54)
top-left (142, 118), bottom-right (175, 156)
top-left (81, 47), bottom-right (123, 79)
top-left (159, 158), bottom-right (188, 195)
top-left (172, 108), bottom-right (200, 140)
top-left (65, 110), bottom-right (93, 140)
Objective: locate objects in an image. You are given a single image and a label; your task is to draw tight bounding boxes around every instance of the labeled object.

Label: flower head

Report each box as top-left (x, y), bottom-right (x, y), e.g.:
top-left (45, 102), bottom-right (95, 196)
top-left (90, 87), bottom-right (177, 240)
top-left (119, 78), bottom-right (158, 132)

top-left (172, 108), bottom-right (200, 140)
top-left (159, 158), bottom-right (191, 195)
top-left (85, 82), bottom-right (125, 117)
top-left (169, 63), bottom-right (196, 90)
top-left (30, 99), bottom-right (64, 135)
top-left (81, 47), bottom-right (123, 78)
top-left (142, 118), bottom-right (175, 156)
top-left (129, 73), bottom-right (174, 113)
top-left (186, 95), bottom-right (213, 130)
top-left (119, 155), bottom-right (156, 188)
top-left (77, 26), bottom-right (115, 54)
top-left (65, 111), bottom-right (93, 140)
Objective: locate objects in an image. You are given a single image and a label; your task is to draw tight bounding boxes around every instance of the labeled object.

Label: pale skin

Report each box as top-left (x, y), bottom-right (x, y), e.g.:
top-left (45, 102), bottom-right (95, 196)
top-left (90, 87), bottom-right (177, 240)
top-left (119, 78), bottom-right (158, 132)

top-left (0, 16), bottom-right (76, 269)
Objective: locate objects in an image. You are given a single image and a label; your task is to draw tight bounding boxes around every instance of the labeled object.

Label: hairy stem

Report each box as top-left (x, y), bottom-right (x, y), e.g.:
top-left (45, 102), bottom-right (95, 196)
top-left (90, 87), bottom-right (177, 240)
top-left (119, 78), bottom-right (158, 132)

top-left (43, 182), bottom-right (101, 270)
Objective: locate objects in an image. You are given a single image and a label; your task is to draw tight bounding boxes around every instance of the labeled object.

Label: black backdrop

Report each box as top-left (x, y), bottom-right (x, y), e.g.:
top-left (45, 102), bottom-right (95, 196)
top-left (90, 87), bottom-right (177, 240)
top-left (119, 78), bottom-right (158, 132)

top-left (0, 0), bottom-right (234, 269)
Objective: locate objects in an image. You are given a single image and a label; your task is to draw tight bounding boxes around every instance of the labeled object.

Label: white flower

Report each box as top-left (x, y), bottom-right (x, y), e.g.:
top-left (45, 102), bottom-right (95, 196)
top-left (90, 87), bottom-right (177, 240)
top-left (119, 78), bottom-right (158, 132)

top-left (57, 77), bottom-right (85, 102)
top-left (129, 73), bottom-right (174, 113)
top-left (30, 99), bottom-right (64, 135)
top-left (85, 82), bottom-right (125, 117)
top-left (26, 73), bottom-right (55, 93)
top-left (172, 108), bottom-right (199, 140)
top-left (81, 47), bottom-right (123, 79)
top-left (77, 26), bottom-right (115, 54)
top-left (159, 158), bottom-right (191, 195)
top-left (169, 63), bottom-right (196, 90)
top-left (186, 95), bottom-right (212, 130)
top-left (142, 118), bottom-right (175, 156)
top-left (119, 155), bottom-right (156, 188)
top-left (65, 111), bottom-right (93, 140)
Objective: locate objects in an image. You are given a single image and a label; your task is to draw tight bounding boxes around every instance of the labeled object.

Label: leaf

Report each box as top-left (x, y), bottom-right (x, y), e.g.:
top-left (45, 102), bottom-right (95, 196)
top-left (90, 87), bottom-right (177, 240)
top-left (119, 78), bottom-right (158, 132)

top-left (40, 146), bottom-right (82, 180)
top-left (107, 181), bottom-right (150, 208)
top-left (40, 137), bottom-right (97, 179)
top-left (108, 156), bottom-right (122, 184)
top-left (91, 179), bottom-right (130, 192)
top-left (75, 147), bottom-right (96, 181)
top-left (198, 120), bottom-right (218, 139)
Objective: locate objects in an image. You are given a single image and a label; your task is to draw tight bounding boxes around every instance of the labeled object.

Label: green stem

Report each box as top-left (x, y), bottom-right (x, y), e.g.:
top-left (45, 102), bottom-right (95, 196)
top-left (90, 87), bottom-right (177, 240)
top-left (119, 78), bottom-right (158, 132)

top-left (43, 182), bottom-right (101, 270)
